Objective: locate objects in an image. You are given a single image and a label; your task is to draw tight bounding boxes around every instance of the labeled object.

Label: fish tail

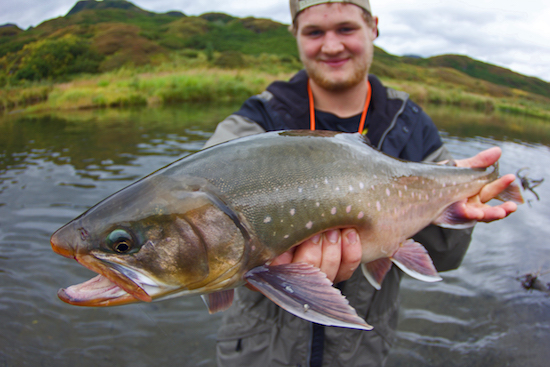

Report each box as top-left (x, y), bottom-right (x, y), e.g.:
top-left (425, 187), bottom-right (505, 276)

top-left (497, 181), bottom-right (524, 204)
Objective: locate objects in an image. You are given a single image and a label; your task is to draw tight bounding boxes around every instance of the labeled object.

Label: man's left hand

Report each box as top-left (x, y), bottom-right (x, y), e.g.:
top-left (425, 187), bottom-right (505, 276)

top-left (455, 146), bottom-right (518, 222)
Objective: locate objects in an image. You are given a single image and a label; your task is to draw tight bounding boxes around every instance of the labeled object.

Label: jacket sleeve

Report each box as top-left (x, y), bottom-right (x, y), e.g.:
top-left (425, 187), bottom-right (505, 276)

top-left (203, 114), bottom-right (266, 148)
top-left (414, 144), bottom-right (474, 272)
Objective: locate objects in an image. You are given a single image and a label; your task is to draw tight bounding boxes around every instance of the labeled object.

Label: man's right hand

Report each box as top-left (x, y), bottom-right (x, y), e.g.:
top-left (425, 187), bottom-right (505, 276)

top-left (270, 228), bottom-right (363, 284)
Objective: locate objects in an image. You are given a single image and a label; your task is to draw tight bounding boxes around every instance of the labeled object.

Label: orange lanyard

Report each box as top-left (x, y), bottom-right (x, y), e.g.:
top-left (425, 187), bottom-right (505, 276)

top-left (307, 79), bottom-right (372, 134)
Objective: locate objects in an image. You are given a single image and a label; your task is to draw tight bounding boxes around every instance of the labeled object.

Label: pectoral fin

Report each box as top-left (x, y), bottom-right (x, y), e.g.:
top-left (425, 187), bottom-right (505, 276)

top-left (391, 239), bottom-right (442, 283)
top-left (245, 263), bottom-right (372, 330)
top-left (201, 289), bottom-right (235, 314)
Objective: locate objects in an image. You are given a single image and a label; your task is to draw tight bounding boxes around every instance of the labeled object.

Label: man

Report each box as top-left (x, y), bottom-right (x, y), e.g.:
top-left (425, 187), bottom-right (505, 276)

top-left (205, 1), bottom-right (517, 366)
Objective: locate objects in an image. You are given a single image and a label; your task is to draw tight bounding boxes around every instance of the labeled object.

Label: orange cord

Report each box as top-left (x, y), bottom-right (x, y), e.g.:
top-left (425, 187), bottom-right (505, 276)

top-left (308, 79), bottom-right (371, 134)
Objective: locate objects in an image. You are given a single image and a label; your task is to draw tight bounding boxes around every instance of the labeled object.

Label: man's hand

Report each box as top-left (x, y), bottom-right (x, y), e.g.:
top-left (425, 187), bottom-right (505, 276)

top-left (270, 228), bottom-right (363, 284)
top-left (455, 146), bottom-right (518, 222)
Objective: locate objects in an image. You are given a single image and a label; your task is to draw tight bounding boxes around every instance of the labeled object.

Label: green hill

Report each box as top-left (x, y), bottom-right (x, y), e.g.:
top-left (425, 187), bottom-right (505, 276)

top-left (0, 0), bottom-right (549, 104)
top-left (404, 54), bottom-right (550, 100)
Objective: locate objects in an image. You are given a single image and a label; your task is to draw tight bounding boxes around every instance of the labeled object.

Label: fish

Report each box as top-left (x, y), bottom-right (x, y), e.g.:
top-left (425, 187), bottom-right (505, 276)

top-left (51, 130), bottom-right (523, 330)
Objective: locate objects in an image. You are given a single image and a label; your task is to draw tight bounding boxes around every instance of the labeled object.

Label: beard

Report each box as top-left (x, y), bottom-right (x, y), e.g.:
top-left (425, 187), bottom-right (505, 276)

top-left (304, 56), bottom-right (370, 92)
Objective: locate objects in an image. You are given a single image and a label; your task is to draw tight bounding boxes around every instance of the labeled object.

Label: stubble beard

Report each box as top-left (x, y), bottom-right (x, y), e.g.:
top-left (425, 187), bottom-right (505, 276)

top-left (305, 57), bottom-right (370, 92)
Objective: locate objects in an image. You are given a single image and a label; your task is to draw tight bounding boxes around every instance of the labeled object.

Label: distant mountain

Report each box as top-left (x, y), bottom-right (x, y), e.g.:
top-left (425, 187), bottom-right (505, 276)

top-left (404, 54), bottom-right (550, 99)
top-left (66, 0), bottom-right (148, 16)
top-left (0, 0), bottom-right (548, 99)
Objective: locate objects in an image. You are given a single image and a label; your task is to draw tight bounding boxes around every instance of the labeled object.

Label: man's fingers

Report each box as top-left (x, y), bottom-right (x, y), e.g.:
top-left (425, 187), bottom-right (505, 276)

top-left (291, 233), bottom-right (323, 269)
top-left (269, 229), bottom-right (363, 284)
top-left (334, 228), bottom-right (362, 284)
top-left (455, 147), bottom-right (501, 168)
top-left (319, 230), bottom-right (342, 282)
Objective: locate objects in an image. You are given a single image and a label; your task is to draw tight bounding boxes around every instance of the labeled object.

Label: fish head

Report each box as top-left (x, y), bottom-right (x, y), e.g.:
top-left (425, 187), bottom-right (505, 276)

top-left (51, 174), bottom-right (250, 307)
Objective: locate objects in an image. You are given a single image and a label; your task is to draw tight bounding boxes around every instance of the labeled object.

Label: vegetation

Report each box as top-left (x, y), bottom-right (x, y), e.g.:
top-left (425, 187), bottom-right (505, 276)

top-left (0, 0), bottom-right (549, 121)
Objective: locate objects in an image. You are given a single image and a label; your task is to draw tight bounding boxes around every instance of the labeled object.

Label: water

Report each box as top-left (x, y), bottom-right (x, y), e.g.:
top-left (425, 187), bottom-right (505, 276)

top-left (1, 105), bottom-right (549, 366)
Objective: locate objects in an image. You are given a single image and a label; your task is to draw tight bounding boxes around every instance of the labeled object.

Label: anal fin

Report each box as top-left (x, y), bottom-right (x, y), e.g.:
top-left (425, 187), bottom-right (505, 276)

top-left (433, 200), bottom-right (477, 229)
top-left (391, 239), bottom-right (442, 283)
top-left (201, 289), bottom-right (234, 314)
top-left (245, 263), bottom-right (372, 330)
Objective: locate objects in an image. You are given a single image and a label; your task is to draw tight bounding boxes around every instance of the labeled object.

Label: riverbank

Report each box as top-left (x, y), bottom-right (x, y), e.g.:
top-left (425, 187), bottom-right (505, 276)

top-left (2, 58), bottom-right (549, 121)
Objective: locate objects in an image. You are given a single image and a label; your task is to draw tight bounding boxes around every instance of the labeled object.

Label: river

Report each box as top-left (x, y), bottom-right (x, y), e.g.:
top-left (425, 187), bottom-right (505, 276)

top-left (1, 104), bottom-right (549, 366)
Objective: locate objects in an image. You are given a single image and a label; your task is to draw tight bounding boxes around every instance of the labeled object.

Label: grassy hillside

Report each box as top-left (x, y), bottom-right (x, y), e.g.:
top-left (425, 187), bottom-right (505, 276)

top-left (404, 54), bottom-right (550, 100)
top-left (0, 0), bottom-right (549, 119)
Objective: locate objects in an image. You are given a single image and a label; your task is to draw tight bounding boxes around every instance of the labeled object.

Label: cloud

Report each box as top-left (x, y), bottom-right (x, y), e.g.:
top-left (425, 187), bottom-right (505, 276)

top-left (373, 1), bottom-right (550, 80)
top-left (0, 0), bottom-right (548, 81)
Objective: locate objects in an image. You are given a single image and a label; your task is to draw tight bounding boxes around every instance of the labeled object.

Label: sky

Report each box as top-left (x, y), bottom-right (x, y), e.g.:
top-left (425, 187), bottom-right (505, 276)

top-left (1, 0), bottom-right (549, 82)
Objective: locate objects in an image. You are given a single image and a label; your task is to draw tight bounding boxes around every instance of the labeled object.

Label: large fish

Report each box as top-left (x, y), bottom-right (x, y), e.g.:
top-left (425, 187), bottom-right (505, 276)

top-left (51, 130), bottom-right (522, 330)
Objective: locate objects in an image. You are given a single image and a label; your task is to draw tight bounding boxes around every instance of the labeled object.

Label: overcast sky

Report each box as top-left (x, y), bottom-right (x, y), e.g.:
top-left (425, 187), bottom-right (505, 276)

top-left (1, 0), bottom-right (549, 82)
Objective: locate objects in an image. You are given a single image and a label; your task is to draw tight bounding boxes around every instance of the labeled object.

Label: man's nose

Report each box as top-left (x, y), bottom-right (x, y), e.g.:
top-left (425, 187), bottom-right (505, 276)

top-left (321, 32), bottom-right (344, 55)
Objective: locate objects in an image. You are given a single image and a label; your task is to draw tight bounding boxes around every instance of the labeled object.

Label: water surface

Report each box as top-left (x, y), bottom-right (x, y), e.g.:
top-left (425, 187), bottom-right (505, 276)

top-left (0, 105), bottom-right (548, 366)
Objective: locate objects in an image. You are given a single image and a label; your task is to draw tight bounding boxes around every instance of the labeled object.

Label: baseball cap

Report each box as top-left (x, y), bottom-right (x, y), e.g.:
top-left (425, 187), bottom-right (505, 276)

top-left (289, 0), bottom-right (372, 22)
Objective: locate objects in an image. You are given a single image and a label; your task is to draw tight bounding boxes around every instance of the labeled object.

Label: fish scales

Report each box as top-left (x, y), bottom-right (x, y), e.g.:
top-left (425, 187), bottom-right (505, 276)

top-left (158, 131), bottom-right (495, 260)
top-left (51, 130), bottom-right (518, 330)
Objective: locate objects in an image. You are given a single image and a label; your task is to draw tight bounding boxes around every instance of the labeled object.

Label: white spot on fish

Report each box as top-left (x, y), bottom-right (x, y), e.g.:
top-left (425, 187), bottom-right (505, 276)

top-left (359, 182), bottom-right (365, 189)
top-left (299, 187), bottom-right (303, 193)
top-left (290, 209), bottom-right (296, 216)
top-left (316, 202), bottom-right (320, 207)
top-left (371, 185), bottom-right (375, 190)
top-left (331, 207), bottom-right (337, 215)
top-left (324, 178), bottom-right (329, 185)
top-left (303, 303), bottom-right (310, 312)
top-left (374, 174), bottom-right (378, 179)
top-left (349, 185), bottom-right (354, 191)
top-left (264, 216), bottom-right (272, 223)
top-left (335, 187), bottom-right (340, 191)
top-left (386, 188), bottom-right (391, 196)
top-left (306, 221), bottom-right (313, 229)
top-left (376, 201), bottom-right (381, 211)
top-left (346, 205), bottom-right (352, 213)
top-left (285, 285), bottom-right (294, 293)
top-left (399, 190), bottom-right (402, 197)
top-left (358, 211), bottom-right (364, 219)
top-left (404, 185), bottom-right (408, 191)
top-left (284, 235), bottom-right (289, 239)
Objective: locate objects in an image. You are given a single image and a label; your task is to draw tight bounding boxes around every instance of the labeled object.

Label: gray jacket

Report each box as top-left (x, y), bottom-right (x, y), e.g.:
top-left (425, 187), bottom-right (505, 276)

top-left (206, 72), bottom-right (473, 367)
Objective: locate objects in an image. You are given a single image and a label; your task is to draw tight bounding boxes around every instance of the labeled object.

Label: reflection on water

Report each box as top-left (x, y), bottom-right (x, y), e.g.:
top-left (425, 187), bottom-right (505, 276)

top-left (1, 105), bottom-right (549, 366)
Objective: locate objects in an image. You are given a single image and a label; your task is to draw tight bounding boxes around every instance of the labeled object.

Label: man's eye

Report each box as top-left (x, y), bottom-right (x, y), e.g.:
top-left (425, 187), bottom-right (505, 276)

top-left (339, 27), bottom-right (355, 34)
top-left (305, 30), bottom-right (323, 37)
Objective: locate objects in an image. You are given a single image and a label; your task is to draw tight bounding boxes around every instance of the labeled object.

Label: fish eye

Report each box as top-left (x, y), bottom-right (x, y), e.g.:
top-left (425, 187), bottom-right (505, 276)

top-left (107, 229), bottom-right (134, 254)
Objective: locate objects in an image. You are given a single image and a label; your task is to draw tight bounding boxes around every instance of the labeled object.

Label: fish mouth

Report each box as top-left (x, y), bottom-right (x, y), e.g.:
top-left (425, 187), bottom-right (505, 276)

top-left (57, 253), bottom-right (171, 307)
